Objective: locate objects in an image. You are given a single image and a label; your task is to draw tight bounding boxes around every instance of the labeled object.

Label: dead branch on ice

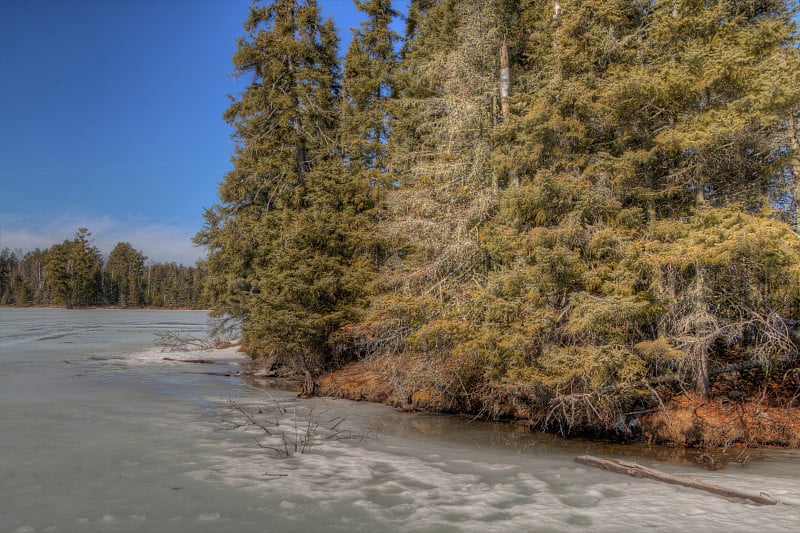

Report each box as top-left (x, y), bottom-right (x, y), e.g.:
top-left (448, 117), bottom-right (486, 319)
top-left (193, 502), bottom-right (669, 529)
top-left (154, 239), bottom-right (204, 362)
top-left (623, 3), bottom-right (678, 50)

top-left (155, 330), bottom-right (217, 352)
top-left (155, 330), bottom-right (239, 352)
top-left (223, 400), bottom-right (376, 457)
top-left (575, 455), bottom-right (778, 505)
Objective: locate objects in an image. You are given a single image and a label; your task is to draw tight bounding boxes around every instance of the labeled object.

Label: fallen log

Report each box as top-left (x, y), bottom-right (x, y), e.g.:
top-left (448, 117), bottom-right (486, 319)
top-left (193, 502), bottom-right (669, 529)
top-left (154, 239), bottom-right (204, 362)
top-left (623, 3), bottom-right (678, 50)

top-left (575, 455), bottom-right (778, 506)
top-left (162, 357), bottom-right (218, 364)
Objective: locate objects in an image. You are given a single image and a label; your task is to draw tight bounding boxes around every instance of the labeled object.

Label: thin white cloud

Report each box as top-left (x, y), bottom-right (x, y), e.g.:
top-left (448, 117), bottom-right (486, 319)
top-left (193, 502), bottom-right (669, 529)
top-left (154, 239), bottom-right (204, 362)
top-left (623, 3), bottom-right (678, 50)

top-left (23, 161), bottom-right (218, 173)
top-left (23, 166), bottom-right (64, 173)
top-left (0, 212), bottom-right (206, 265)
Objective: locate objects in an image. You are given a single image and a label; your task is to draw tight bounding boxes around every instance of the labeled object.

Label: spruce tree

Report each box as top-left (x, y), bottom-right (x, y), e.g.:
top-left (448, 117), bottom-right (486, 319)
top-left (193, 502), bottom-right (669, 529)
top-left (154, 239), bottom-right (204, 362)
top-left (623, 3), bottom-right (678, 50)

top-left (197, 0), bottom-right (370, 394)
top-left (399, 0), bottom-right (436, 58)
top-left (45, 228), bottom-right (102, 308)
top-left (0, 249), bottom-right (13, 304)
top-left (348, 0), bottom-right (799, 429)
top-left (341, 0), bottom-right (399, 201)
top-left (107, 242), bottom-right (147, 307)
top-left (352, 0), bottom-right (514, 412)
top-left (487, 0), bottom-right (800, 416)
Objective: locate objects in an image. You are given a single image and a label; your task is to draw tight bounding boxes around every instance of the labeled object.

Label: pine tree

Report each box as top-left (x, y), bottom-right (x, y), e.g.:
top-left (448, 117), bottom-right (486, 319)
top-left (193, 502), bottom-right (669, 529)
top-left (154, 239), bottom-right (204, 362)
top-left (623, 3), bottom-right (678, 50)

top-left (190, 0), bottom-right (800, 434)
top-left (341, 0), bottom-right (399, 201)
top-left (348, 0), bottom-right (516, 412)
top-left (486, 0), bottom-right (800, 413)
top-left (0, 249), bottom-right (14, 304)
top-left (344, 0), bottom-right (800, 429)
top-left (399, 0), bottom-right (436, 58)
top-left (197, 0), bottom-right (372, 394)
top-left (107, 242), bottom-right (147, 307)
top-left (45, 228), bottom-right (101, 308)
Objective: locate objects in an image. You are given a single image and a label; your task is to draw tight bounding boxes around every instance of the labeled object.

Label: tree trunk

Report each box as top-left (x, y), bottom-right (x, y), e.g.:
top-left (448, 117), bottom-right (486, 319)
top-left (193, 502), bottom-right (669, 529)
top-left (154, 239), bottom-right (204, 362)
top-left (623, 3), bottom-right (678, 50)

top-left (301, 370), bottom-right (316, 398)
top-left (696, 184), bottom-right (706, 205)
top-left (691, 268), bottom-right (712, 399)
top-left (299, 354), bottom-right (316, 398)
top-left (500, 38), bottom-right (519, 187)
top-left (789, 118), bottom-right (800, 229)
top-left (500, 38), bottom-right (510, 123)
top-left (576, 455), bottom-right (777, 505)
top-left (696, 352), bottom-right (710, 398)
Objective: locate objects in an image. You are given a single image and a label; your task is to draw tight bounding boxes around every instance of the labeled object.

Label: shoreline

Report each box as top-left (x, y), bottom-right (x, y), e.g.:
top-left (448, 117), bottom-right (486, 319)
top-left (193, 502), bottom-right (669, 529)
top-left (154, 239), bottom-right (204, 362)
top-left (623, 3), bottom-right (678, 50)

top-left (231, 357), bottom-right (800, 472)
top-left (0, 304), bottom-right (210, 311)
top-left (311, 358), bottom-right (800, 457)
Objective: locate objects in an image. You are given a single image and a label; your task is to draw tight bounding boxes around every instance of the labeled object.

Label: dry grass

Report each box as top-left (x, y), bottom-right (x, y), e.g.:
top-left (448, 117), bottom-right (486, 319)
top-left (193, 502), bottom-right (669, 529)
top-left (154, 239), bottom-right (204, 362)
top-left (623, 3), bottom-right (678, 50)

top-left (318, 354), bottom-right (800, 450)
top-left (640, 393), bottom-right (800, 449)
top-left (318, 360), bottom-right (395, 405)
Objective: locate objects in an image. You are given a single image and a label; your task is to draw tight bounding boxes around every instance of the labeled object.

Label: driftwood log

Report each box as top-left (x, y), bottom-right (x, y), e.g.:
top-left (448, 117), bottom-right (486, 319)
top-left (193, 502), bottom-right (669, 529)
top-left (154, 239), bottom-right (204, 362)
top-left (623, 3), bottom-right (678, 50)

top-left (162, 357), bottom-right (219, 364)
top-left (575, 455), bottom-right (778, 506)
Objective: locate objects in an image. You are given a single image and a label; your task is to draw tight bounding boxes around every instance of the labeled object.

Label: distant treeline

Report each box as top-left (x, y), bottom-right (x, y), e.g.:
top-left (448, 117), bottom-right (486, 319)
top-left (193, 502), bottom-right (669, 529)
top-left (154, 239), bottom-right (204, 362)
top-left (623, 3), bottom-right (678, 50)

top-left (0, 228), bottom-right (207, 309)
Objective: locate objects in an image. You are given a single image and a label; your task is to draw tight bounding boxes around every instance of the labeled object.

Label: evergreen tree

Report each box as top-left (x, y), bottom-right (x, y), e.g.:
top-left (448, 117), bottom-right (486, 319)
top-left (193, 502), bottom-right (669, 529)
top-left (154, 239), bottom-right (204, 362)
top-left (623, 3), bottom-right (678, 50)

top-left (189, 0), bottom-right (799, 437)
top-left (483, 0), bottom-right (800, 417)
top-left (346, 0), bottom-right (800, 429)
top-left (107, 242), bottom-right (147, 307)
top-left (44, 243), bottom-right (72, 307)
top-left (45, 228), bottom-right (102, 308)
top-left (341, 0), bottom-right (399, 201)
top-left (0, 249), bottom-right (14, 304)
top-left (197, 0), bottom-right (338, 319)
top-left (197, 0), bottom-right (371, 394)
top-left (350, 0), bottom-right (515, 412)
top-left (400, 0), bottom-right (436, 58)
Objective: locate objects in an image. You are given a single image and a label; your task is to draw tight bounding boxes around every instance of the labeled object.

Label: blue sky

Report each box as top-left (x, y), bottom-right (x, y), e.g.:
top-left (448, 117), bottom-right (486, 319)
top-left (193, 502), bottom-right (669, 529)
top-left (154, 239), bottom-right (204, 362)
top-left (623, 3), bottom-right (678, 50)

top-left (0, 0), bottom-right (398, 265)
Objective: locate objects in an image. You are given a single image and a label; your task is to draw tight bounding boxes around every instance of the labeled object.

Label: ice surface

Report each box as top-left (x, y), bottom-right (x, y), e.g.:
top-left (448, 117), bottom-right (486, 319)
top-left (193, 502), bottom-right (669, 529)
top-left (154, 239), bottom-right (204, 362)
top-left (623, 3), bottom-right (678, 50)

top-left (1, 308), bottom-right (797, 532)
top-left (187, 396), bottom-right (800, 532)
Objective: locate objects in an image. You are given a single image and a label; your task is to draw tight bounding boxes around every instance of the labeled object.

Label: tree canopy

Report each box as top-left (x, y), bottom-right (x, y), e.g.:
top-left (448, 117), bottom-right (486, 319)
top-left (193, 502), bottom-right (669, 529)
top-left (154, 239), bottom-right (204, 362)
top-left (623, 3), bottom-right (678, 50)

top-left (198, 0), bottom-right (800, 437)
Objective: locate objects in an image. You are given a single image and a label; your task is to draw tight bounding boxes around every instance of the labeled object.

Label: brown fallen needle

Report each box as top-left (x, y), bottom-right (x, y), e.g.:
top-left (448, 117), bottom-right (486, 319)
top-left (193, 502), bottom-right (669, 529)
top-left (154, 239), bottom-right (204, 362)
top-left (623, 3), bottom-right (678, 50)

top-left (575, 455), bottom-right (778, 506)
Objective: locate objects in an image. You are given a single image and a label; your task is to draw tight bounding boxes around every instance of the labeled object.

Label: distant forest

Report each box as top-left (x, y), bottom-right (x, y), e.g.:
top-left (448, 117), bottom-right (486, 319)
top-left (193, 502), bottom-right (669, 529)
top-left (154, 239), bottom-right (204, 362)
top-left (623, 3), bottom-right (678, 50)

top-left (0, 228), bottom-right (206, 309)
top-left (194, 0), bottom-right (800, 438)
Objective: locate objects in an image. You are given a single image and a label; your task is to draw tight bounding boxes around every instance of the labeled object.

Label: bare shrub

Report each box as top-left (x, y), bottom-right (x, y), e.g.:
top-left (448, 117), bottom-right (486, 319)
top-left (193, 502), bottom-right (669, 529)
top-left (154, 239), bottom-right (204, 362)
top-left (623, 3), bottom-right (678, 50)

top-left (156, 317), bottom-right (240, 352)
top-left (155, 331), bottom-right (218, 352)
top-left (223, 398), bottom-right (375, 457)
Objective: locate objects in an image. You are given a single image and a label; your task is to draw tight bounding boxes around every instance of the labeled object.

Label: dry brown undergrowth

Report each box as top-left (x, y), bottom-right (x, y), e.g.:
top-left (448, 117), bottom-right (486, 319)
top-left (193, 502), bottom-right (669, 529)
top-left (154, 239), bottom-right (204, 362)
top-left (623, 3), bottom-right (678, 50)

top-left (639, 393), bottom-right (800, 449)
top-left (319, 359), bottom-right (800, 449)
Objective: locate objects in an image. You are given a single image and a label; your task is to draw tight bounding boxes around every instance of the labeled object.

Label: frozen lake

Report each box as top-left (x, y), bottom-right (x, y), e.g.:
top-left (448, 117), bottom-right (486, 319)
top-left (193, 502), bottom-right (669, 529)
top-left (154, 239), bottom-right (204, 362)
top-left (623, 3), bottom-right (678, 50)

top-left (1, 308), bottom-right (798, 532)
